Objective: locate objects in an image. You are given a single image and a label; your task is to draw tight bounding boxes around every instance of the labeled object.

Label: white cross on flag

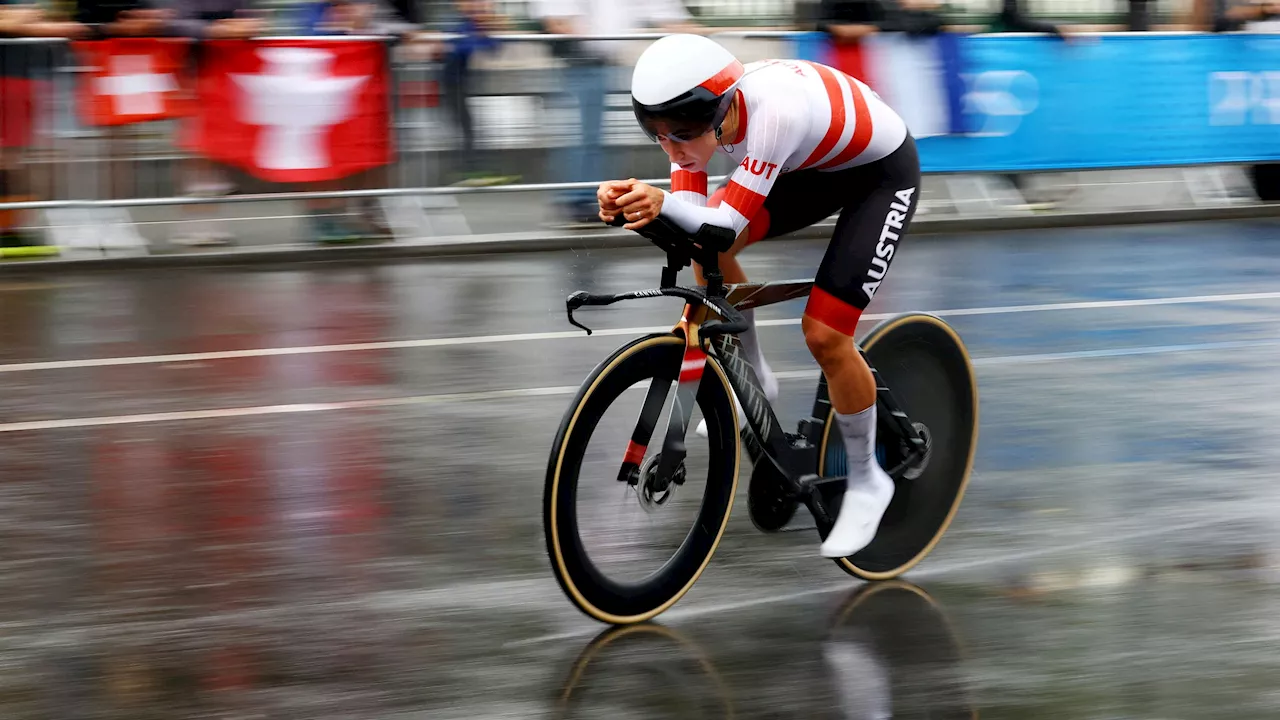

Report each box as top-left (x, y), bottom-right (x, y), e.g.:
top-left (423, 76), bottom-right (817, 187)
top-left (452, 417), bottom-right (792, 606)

top-left (187, 40), bottom-right (392, 183)
top-left (74, 38), bottom-right (190, 126)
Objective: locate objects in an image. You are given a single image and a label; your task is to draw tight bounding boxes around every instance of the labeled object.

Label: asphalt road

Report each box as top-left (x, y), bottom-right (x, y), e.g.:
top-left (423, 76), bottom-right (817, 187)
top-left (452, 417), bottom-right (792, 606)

top-left (2, 219), bottom-right (1280, 718)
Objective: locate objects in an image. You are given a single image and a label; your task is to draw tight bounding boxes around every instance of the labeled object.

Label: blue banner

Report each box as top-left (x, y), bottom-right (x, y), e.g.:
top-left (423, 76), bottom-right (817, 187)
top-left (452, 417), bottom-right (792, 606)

top-left (793, 32), bottom-right (1280, 173)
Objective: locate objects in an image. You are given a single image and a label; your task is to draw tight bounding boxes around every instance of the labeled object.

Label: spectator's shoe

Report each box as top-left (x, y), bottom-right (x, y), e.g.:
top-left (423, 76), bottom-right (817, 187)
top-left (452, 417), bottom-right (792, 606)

top-left (0, 229), bottom-right (59, 257)
top-left (354, 198), bottom-right (393, 240)
top-left (544, 200), bottom-right (607, 230)
top-left (310, 213), bottom-right (363, 245)
top-left (451, 172), bottom-right (521, 188)
top-left (170, 218), bottom-right (235, 247)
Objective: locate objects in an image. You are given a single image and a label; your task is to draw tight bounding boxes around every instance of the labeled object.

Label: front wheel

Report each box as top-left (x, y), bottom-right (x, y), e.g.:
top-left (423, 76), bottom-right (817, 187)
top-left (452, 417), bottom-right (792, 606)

top-left (544, 334), bottom-right (741, 625)
top-left (818, 313), bottom-right (978, 580)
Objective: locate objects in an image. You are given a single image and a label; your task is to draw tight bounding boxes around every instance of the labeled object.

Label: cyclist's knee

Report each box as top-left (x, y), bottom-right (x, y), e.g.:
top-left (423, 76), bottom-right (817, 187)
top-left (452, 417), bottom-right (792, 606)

top-left (802, 316), bottom-right (856, 367)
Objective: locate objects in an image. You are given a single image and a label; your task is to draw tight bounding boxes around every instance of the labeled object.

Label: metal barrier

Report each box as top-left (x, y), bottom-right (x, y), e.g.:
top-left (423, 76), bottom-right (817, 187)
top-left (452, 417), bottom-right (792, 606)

top-left (0, 27), bottom-right (1263, 254)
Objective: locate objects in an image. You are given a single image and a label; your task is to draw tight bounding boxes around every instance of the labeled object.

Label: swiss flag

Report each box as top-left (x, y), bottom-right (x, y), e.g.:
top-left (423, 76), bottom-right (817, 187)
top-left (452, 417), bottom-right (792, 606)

top-left (186, 39), bottom-right (392, 184)
top-left (73, 38), bottom-right (193, 127)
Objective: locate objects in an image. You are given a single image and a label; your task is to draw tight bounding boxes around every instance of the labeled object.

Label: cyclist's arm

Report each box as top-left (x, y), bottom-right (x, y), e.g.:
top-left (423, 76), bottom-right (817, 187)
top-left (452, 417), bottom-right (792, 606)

top-left (670, 163), bottom-right (709, 208)
top-left (658, 104), bottom-right (802, 237)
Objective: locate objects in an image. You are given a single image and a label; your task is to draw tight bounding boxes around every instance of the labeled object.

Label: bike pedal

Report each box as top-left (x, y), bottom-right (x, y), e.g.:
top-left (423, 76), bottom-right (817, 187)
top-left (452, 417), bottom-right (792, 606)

top-left (785, 431), bottom-right (814, 451)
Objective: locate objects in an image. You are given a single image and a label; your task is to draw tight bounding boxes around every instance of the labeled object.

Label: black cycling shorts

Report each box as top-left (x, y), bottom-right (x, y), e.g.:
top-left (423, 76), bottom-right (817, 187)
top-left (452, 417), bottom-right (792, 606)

top-left (708, 134), bottom-right (921, 336)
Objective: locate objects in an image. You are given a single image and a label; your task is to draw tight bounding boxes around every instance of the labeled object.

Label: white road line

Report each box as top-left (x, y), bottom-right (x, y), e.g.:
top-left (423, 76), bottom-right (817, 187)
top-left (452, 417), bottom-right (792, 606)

top-left (1, 336), bottom-right (1275, 434)
top-left (3, 290), bottom-right (1280, 374)
top-left (502, 513), bottom-right (1252, 648)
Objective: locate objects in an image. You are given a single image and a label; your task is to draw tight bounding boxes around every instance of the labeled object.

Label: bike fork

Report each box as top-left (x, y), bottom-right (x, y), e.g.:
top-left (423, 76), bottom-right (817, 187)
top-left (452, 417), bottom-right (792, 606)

top-left (616, 341), bottom-right (707, 491)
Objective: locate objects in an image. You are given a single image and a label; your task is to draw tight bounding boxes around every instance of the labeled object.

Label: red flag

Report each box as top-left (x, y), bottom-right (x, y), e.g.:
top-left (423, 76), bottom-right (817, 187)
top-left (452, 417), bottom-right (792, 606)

top-left (825, 41), bottom-right (867, 88)
top-left (186, 39), bottom-right (392, 184)
top-left (73, 38), bottom-right (193, 127)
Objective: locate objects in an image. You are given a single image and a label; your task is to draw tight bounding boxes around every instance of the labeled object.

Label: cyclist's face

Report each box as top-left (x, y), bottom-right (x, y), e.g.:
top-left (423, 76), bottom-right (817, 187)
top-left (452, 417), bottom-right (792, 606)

top-left (657, 130), bottom-right (717, 173)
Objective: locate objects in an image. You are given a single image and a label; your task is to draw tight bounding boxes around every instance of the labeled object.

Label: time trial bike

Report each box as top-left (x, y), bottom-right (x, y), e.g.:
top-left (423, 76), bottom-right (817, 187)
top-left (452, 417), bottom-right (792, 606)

top-left (543, 214), bottom-right (978, 625)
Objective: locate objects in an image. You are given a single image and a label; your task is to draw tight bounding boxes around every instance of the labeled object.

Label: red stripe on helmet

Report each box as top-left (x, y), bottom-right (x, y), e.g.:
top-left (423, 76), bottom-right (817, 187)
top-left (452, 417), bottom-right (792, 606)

top-left (698, 60), bottom-right (745, 96)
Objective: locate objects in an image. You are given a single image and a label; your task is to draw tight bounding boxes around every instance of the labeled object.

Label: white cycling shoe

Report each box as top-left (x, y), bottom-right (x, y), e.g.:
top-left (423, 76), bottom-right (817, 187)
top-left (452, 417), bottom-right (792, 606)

top-left (695, 360), bottom-right (779, 438)
top-left (819, 460), bottom-right (895, 558)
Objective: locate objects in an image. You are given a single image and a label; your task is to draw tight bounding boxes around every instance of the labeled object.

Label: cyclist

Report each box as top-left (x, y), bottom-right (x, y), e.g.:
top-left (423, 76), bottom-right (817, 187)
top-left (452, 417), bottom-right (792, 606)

top-left (597, 34), bottom-right (920, 559)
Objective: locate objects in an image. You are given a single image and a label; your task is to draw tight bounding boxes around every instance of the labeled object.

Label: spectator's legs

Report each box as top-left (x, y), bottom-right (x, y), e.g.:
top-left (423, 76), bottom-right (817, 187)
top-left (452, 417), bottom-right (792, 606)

top-left (554, 63), bottom-right (608, 222)
top-left (172, 156), bottom-right (234, 246)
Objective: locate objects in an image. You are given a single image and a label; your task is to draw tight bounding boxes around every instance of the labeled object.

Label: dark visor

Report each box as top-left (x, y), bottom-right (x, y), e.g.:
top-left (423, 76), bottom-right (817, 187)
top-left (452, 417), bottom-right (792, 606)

top-left (633, 86), bottom-right (729, 143)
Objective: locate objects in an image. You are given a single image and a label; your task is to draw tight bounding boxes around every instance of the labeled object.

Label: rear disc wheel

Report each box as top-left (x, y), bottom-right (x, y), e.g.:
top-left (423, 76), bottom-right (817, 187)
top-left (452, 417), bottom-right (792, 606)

top-left (817, 313), bottom-right (978, 580)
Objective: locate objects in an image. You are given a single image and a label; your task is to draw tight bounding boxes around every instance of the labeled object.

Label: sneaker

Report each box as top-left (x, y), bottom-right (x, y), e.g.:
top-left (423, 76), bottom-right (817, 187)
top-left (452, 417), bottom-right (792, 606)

top-left (819, 461), bottom-right (895, 558)
top-left (450, 172), bottom-right (521, 188)
top-left (310, 214), bottom-right (363, 245)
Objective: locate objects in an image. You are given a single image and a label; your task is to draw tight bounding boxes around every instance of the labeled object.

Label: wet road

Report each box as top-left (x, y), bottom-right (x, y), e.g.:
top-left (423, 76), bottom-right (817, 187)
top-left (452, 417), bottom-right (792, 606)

top-left (3, 219), bottom-right (1280, 718)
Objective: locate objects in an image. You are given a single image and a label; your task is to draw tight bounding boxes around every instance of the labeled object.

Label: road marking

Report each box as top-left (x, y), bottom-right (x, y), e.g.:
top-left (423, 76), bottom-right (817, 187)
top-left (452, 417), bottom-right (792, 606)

top-left (1, 336), bottom-right (1276, 433)
top-left (3, 290), bottom-right (1280, 374)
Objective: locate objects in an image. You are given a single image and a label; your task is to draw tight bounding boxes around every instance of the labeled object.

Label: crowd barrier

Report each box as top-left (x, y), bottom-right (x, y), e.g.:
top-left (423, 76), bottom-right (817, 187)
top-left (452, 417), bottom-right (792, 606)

top-left (1, 30), bottom-right (1278, 217)
top-left (791, 30), bottom-right (1280, 173)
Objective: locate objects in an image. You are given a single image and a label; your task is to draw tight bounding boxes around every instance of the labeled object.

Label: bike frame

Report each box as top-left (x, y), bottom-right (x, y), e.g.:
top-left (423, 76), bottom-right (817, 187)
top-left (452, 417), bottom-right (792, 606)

top-left (564, 218), bottom-right (927, 528)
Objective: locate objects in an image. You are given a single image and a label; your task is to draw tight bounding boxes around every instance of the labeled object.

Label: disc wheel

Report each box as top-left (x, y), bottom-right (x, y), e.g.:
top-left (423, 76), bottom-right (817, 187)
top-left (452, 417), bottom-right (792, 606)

top-left (544, 334), bottom-right (740, 625)
top-left (817, 313), bottom-right (978, 580)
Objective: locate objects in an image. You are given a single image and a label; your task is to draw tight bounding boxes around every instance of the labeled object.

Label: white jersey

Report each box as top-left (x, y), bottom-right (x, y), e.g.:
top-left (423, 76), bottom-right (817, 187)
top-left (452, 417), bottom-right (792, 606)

top-left (660, 58), bottom-right (908, 238)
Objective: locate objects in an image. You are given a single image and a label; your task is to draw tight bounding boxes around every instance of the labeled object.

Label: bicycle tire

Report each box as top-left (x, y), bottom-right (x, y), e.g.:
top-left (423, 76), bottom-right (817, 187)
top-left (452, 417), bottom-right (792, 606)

top-left (544, 333), bottom-right (741, 625)
top-left (817, 313), bottom-right (979, 580)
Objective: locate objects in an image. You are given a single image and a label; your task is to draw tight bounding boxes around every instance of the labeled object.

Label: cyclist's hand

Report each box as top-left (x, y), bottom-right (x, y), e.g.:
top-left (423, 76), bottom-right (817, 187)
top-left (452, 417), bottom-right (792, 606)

top-left (614, 181), bottom-right (663, 231)
top-left (596, 179), bottom-right (633, 224)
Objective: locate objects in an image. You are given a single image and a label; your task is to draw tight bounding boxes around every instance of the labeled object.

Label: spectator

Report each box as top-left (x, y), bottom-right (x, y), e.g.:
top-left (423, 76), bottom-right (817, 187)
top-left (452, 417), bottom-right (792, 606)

top-left (818, 0), bottom-right (946, 43)
top-left (439, 0), bottom-right (517, 187)
top-left (163, 0), bottom-right (266, 246)
top-left (0, 2), bottom-right (84, 253)
top-left (75, 0), bottom-right (169, 38)
top-left (531, 0), bottom-right (700, 227)
top-left (295, 0), bottom-right (418, 243)
top-left (74, 0), bottom-right (173, 201)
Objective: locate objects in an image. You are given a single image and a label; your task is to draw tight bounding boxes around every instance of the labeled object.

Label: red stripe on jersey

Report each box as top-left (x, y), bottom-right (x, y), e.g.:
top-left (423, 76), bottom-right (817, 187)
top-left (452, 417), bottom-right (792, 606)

top-left (722, 181), bottom-right (767, 221)
top-left (679, 346), bottom-right (706, 383)
top-left (623, 440), bottom-right (647, 465)
top-left (799, 63), bottom-right (847, 169)
top-left (671, 170), bottom-right (707, 194)
top-left (699, 60), bottom-right (744, 95)
top-left (727, 90), bottom-right (747, 145)
top-left (804, 286), bottom-right (862, 337)
top-left (817, 73), bottom-right (874, 170)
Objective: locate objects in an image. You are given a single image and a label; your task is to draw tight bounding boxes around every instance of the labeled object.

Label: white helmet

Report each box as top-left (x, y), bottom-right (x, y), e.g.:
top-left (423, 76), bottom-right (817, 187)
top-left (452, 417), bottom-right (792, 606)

top-left (630, 34), bottom-right (744, 143)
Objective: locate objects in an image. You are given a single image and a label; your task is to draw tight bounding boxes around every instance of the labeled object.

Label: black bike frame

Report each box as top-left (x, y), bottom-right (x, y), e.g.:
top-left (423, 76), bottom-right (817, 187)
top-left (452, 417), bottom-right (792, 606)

top-left (564, 217), bottom-right (927, 520)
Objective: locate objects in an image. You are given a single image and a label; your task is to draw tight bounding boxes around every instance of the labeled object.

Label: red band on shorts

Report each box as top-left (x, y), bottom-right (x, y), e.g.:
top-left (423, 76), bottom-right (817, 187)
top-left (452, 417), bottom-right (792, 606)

top-left (804, 286), bottom-right (862, 337)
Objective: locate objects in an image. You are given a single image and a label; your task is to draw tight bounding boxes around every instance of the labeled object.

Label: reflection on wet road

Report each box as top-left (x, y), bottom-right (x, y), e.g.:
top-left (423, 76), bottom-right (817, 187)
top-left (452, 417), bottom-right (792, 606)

top-left (2, 220), bottom-right (1280, 717)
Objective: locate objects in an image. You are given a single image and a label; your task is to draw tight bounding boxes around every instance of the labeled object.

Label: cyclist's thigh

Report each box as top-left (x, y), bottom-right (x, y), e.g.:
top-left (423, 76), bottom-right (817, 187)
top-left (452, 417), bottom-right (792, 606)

top-left (807, 137), bottom-right (922, 335)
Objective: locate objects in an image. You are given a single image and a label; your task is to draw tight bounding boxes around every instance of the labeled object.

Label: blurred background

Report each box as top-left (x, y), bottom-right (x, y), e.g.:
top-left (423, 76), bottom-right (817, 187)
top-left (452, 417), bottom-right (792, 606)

top-left (0, 0), bottom-right (1274, 252)
top-left (5, 2), bottom-right (1280, 719)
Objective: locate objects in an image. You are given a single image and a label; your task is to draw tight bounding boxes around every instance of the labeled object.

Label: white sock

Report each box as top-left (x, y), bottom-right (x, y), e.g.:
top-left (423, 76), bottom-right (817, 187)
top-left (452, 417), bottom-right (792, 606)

top-left (820, 403), bottom-right (895, 558)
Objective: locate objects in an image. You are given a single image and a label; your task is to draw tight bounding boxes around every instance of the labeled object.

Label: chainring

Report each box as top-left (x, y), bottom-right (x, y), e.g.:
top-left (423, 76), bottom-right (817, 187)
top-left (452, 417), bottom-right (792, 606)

top-left (747, 459), bottom-right (798, 532)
